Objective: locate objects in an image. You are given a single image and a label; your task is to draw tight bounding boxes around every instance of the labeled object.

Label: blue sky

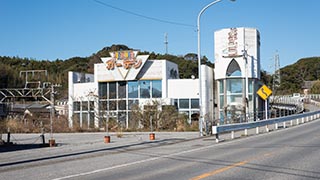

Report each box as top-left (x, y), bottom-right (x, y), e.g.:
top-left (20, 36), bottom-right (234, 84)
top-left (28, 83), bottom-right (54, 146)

top-left (1, 0), bottom-right (319, 73)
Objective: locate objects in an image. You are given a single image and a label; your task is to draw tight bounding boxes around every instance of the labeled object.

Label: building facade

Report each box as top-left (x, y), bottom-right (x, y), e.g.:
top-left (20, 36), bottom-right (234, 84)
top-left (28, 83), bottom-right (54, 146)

top-left (68, 27), bottom-right (262, 129)
top-left (68, 50), bottom-right (214, 129)
top-left (214, 27), bottom-right (262, 124)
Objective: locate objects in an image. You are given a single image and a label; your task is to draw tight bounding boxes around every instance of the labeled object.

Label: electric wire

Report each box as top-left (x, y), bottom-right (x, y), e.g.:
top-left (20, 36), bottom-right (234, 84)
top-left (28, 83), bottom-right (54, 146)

top-left (93, 0), bottom-right (196, 28)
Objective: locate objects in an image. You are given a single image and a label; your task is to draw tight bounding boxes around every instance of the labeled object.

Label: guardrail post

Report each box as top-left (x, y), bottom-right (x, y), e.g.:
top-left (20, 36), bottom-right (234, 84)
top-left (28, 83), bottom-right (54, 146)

top-left (266, 125), bottom-right (269, 132)
top-left (7, 128), bottom-right (10, 144)
top-left (283, 122), bottom-right (286, 128)
top-left (296, 118), bottom-right (299, 125)
top-left (290, 120), bottom-right (293, 126)
top-left (212, 126), bottom-right (219, 143)
top-left (275, 123), bottom-right (278, 130)
top-left (231, 131), bottom-right (234, 139)
top-left (256, 127), bottom-right (259, 134)
top-left (244, 129), bottom-right (248, 136)
top-left (40, 127), bottom-right (45, 145)
top-left (302, 117), bottom-right (305, 123)
top-left (215, 134), bottom-right (219, 143)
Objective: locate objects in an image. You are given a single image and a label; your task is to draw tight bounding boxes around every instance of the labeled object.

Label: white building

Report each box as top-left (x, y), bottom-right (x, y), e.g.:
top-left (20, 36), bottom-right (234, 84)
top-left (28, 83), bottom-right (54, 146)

top-left (68, 50), bottom-right (214, 129)
top-left (214, 27), bottom-right (262, 123)
top-left (68, 27), bottom-right (263, 129)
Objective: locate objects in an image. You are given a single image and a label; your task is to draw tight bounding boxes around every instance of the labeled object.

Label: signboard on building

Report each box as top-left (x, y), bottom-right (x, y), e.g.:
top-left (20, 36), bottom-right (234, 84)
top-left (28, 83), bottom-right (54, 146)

top-left (100, 50), bottom-right (149, 81)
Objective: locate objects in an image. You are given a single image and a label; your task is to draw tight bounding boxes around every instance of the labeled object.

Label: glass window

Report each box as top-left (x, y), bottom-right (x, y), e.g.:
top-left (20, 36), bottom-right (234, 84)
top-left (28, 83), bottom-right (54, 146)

top-left (152, 80), bottom-right (162, 98)
top-left (73, 102), bottom-right (80, 111)
top-left (109, 100), bottom-right (117, 110)
top-left (191, 99), bottom-right (199, 109)
top-left (99, 100), bottom-right (108, 111)
top-left (118, 81), bottom-right (126, 98)
top-left (128, 81), bottom-right (138, 98)
top-left (230, 70), bottom-right (242, 76)
top-left (109, 82), bottom-right (117, 99)
top-left (226, 79), bottom-right (243, 94)
top-left (248, 80), bottom-right (253, 93)
top-left (227, 94), bottom-right (243, 104)
top-left (82, 101), bottom-right (88, 111)
top-left (118, 100), bottom-right (126, 110)
top-left (140, 80), bottom-right (150, 98)
top-left (118, 112), bottom-right (127, 127)
top-left (128, 100), bottom-right (139, 110)
top-left (179, 99), bottom-right (189, 109)
top-left (89, 112), bottom-right (95, 128)
top-left (219, 80), bottom-right (224, 94)
top-left (226, 59), bottom-right (242, 77)
top-left (89, 101), bottom-right (94, 111)
top-left (219, 95), bottom-right (224, 109)
top-left (82, 112), bottom-right (88, 128)
top-left (98, 82), bottom-right (107, 98)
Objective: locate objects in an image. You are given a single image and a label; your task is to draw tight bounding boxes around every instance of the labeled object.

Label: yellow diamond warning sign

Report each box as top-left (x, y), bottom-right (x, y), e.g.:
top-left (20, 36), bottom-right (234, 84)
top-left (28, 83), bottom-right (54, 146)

top-left (257, 85), bottom-right (272, 100)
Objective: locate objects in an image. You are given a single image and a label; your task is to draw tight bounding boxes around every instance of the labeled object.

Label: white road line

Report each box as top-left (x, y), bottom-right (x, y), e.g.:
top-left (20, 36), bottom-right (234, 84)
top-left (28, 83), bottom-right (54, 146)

top-left (53, 119), bottom-right (319, 180)
top-left (52, 143), bottom-right (217, 180)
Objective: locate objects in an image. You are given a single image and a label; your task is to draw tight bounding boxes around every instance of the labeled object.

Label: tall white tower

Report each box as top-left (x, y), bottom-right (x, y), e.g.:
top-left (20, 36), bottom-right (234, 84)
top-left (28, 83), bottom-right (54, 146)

top-left (214, 27), bottom-right (261, 124)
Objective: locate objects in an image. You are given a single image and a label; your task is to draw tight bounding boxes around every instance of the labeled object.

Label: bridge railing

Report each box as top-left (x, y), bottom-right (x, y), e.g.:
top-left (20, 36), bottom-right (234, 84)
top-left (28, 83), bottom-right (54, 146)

top-left (270, 95), bottom-right (304, 113)
top-left (212, 110), bottom-right (320, 143)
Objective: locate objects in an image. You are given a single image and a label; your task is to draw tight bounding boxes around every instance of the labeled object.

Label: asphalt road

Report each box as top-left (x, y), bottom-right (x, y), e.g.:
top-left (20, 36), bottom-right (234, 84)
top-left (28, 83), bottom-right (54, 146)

top-left (1, 119), bottom-right (320, 180)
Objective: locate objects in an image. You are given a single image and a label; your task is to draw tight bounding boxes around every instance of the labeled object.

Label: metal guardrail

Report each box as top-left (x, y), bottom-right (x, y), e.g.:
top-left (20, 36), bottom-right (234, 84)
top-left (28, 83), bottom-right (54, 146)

top-left (270, 95), bottom-right (305, 113)
top-left (212, 110), bottom-right (320, 142)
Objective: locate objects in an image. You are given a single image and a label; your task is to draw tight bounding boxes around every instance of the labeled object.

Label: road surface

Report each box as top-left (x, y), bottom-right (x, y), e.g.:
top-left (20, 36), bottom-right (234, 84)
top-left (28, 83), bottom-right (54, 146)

top-left (1, 119), bottom-right (320, 180)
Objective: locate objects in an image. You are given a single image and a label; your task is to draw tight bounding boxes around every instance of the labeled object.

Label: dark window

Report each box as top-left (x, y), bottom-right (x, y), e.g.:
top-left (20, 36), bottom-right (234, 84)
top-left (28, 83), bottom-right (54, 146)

top-left (191, 99), bottom-right (199, 109)
top-left (99, 82), bottom-right (108, 98)
top-left (118, 81), bottom-right (126, 98)
top-left (109, 82), bottom-right (117, 99)
top-left (73, 102), bottom-right (80, 111)
top-left (179, 99), bottom-right (189, 109)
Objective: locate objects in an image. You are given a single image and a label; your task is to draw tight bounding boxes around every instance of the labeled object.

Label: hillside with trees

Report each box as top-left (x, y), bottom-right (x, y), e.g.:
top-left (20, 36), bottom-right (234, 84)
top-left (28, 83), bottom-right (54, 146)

top-left (276, 57), bottom-right (320, 94)
top-left (0, 44), bottom-right (212, 99)
top-left (0, 44), bottom-right (319, 98)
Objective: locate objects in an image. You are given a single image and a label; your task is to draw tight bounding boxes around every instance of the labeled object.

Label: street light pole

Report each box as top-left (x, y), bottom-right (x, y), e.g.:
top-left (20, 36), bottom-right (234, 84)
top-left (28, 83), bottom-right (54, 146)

top-left (197, 0), bottom-right (235, 136)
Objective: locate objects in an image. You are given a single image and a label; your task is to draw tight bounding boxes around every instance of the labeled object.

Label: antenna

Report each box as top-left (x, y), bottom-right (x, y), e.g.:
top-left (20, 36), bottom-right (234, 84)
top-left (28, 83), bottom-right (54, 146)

top-left (164, 33), bottom-right (168, 54)
top-left (273, 51), bottom-right (281, 91)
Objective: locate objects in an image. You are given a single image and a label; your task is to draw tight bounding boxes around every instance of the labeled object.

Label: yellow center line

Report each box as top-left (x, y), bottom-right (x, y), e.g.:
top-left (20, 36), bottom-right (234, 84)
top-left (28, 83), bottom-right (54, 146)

top-left (190, 152), bottom-right (274, 180)
top-left (190, 160), bottom-right (249, 180)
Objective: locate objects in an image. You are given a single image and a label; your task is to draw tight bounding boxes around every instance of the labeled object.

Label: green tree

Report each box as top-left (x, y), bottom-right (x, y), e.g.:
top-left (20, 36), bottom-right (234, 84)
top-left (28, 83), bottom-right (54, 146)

top-left (310, 80), bottom-right (320, 94)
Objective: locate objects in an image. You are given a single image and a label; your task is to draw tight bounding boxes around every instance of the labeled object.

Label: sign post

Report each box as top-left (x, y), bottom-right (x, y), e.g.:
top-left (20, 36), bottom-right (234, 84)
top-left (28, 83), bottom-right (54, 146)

top-left (257, 85), bottom-right (272, 119)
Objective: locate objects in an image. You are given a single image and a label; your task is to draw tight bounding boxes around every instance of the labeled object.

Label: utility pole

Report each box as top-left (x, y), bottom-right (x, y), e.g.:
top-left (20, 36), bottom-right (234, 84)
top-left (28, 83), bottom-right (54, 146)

top-left (164, 33), bottom-right (168, 54)
top-left (49, 83), bottom-right (61, 147)
top-left (273, 52), bottom-right (281, 92)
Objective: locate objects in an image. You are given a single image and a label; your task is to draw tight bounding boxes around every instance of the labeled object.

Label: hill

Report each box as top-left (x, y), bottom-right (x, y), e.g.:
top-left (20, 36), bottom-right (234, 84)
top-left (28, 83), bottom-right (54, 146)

top-left (1, 44), bottom-right (318, 98)
top-left (0, 44), bottom-right (211, 99)
top-left (276, 57), bottom-right (320, 94)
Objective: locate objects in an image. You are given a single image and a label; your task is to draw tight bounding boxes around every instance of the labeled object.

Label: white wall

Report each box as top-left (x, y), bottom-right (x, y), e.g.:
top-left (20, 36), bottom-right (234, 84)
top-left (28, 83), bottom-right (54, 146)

top-left (214, 27), bottom-right (260, 80)
top-left (167, 79), bottom-right (199, 98)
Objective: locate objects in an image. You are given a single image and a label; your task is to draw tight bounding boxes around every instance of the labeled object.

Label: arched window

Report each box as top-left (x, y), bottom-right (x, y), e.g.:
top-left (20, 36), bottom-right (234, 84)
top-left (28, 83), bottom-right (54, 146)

top-left (226, 59), bottom-right (241, 77)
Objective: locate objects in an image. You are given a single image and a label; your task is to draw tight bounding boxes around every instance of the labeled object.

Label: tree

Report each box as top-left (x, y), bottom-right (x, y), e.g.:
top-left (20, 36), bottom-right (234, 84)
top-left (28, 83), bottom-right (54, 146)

top-left (310, 80), bottom-right (320, 94)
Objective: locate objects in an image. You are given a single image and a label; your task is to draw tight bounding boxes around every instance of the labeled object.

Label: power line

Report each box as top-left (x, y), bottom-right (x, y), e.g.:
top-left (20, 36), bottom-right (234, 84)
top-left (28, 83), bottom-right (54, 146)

top-left (93, 0), bottom-right (195, 28)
